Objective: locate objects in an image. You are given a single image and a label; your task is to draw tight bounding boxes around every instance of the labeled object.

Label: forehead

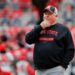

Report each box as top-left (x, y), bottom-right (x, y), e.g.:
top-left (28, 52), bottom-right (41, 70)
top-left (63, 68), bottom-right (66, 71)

top-left (44, 11), bottom-right (54, 15)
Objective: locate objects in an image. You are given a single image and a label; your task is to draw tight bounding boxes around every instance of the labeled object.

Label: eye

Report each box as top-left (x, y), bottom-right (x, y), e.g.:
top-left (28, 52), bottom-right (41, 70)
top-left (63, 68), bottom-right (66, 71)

top-left (44, 12), bottom-right (48, 15)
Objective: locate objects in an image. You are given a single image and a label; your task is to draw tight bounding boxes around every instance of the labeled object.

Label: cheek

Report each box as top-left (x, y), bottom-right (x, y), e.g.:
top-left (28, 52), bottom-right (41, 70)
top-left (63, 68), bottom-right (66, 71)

top-left (48, 16), bottom-right (53, 20)
top-left (49, 16), bottom-right (56, 21)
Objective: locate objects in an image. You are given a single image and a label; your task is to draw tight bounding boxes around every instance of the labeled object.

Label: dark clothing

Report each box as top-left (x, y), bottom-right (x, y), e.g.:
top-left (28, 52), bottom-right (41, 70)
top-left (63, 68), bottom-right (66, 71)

top-left (32, 0), bottom-right (49, 24)
top-left (25, 23), bottom-right (74, 69)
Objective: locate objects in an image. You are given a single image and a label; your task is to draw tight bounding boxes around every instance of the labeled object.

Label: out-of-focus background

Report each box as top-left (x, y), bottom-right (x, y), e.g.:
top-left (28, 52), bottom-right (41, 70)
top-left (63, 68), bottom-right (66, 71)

top-left (0, 0), bottom-right (75, 75)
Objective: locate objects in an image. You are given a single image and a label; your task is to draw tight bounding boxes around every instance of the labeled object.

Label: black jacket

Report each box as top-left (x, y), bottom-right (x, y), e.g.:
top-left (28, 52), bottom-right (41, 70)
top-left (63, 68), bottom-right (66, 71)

top-left (25, 23), bottom-right (74, 69)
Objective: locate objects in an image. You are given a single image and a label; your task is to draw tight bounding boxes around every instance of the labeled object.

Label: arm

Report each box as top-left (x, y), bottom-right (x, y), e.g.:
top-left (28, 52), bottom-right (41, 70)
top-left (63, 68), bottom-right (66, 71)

top-left (25, 20), bottom-right (52, 44)
top-left (61, 28), bottom-right (75, 68)
top-left (25, 25), bottom-right (43, 44)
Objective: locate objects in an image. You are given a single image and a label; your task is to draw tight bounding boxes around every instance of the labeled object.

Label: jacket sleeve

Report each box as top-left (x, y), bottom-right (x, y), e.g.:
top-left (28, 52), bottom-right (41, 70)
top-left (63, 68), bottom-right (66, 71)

top-left (61, 28), bottom-right (75, 68)
top-left (25, 25), bottom-right (43, 44)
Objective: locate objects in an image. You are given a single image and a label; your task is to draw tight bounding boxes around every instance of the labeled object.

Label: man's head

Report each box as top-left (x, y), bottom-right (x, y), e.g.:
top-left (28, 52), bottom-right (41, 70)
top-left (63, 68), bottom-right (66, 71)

top-left (43, 6), bottom-right (58, 24)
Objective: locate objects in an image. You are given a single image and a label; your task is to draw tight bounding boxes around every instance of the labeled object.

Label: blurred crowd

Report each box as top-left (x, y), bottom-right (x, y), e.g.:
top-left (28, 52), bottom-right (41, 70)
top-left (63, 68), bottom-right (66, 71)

top-left (0, 0), bottom-right (75, 75)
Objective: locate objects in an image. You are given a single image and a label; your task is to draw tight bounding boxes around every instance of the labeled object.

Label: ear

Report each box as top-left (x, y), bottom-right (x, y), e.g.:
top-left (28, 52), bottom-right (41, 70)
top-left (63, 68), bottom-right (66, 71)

top-left (56, 15), bottom-right (58, 17)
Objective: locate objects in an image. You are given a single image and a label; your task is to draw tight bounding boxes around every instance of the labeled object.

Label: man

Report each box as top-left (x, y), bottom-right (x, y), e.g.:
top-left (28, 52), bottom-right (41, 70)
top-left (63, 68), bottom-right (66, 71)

top-left (25, 5), bottom-right (74, 75)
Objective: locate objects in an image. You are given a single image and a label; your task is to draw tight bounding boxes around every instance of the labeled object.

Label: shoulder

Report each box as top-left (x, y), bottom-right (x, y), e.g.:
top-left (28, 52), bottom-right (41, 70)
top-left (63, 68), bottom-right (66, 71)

top-left (56, 23), bottom-right (69, 31)
top-left (56, 23), bottom-right (71, 36)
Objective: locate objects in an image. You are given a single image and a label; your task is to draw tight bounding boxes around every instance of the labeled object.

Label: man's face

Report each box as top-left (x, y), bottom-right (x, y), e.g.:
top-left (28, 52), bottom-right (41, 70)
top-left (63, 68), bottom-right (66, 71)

top-left (43, 11), bottom-right (57, 23)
